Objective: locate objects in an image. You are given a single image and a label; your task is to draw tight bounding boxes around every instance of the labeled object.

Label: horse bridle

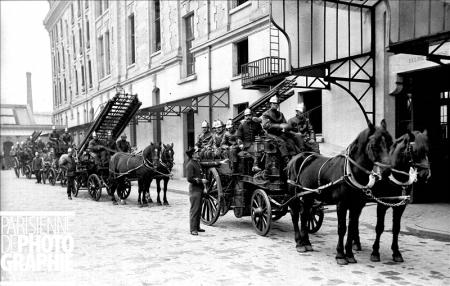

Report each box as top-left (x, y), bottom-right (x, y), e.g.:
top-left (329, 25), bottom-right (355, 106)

top-left (159, 146), bottom-right (174, 173)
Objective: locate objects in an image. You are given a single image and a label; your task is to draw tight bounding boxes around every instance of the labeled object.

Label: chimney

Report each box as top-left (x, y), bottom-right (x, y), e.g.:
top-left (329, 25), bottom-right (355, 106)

top-left (26, 72), bottom-right (33, 112)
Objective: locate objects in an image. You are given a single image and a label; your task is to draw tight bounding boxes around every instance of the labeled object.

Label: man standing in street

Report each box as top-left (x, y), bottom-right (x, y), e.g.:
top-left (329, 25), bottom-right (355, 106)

top-left (185, 147), bottom-right (207, 235)
top-left (59, 148), bottom-right (76, 200)
top-left (32, 152), bottom-right (43, 184)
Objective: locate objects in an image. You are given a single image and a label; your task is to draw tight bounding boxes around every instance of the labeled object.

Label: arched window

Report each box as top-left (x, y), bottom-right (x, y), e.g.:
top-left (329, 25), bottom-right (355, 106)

top-left (90, 107), bottom-right (94, 121)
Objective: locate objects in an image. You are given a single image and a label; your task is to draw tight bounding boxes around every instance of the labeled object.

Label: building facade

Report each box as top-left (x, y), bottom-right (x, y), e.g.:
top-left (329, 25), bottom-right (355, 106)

top-left (44, 0), bottom-right (449, 201)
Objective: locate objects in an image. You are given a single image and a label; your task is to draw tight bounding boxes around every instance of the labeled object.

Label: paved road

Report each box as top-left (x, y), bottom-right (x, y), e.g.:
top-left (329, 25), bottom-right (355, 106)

top-left (1, 170), bottom-right (449, 285)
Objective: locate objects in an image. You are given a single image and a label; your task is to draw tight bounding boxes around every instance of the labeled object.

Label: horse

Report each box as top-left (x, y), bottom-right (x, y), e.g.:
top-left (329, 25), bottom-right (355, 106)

top-left (286, 120), bottom-right (393, 265)
top-left (108, 143), bottom-right (161, 206)
top-left (366, 129), bottom-right (431, 263)
top-left (147, 143), bottom-right (174, 205)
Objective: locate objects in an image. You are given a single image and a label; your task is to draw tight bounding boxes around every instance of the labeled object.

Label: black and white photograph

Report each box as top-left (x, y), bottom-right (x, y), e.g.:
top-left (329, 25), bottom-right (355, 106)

top-left (1, 0), bottom-right (449, 285)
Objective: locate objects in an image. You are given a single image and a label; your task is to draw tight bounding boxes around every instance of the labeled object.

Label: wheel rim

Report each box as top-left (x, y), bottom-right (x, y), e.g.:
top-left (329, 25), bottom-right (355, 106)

top-left (88, 175), bottom-right (102, 201)
top-left (201, 168), bottom-right (221, 226)
top-left (118, 179), bottom-right (131, 199)
top-left (251, 189), bottom-right (272, 236)
top-left (307, 207), bottom-right (324, 233)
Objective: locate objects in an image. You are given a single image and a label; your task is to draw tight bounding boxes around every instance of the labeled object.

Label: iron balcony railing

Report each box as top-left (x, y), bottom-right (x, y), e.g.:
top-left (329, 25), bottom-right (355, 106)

top-left (241, 56), bottom-right (286, 86)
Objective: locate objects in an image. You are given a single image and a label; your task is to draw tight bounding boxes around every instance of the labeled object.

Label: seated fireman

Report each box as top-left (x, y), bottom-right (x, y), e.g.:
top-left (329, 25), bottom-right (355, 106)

top-left (236, 108), bottom-right (265, 172)
top-left (287, 103), bottom-right (320, 153)
top-left (88, 132), bottom-right (107, 165)
top-left (196, 120), bottom-right (213, 150)
top-left (261, 95), bottom-right (300, 164)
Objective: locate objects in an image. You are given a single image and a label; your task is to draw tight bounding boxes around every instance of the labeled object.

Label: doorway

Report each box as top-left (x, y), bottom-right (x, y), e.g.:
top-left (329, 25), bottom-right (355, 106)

top-left (397, 66), bottom-right (450, 202)
top-left (300, 90), bottom-right (322, 135)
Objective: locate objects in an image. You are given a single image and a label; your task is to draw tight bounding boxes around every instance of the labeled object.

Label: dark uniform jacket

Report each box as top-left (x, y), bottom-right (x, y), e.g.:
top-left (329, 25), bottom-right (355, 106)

top-left (61, 133), bottom-right (73, 145)
top-left (32, 156), bottom-right (43, 171)
top-left (196, 131), bottom-right (212, 148)
top-left (212, 131), bottom-right (225, 148)
top-left (186, 159), bottom-right (204, 192)
top-left (59, 155), bottom-right (76, 177)
top-left (262, 109), bottom-right (287, 136)
top-left (236, 119), bottom-right (264, 148)
top-left (88, 138), bottom-right (104, 152)
top-left (106, 139), bottom-right (117, 152)
top-left (116, 140), bottom-right (131, 152)
top-left (288, 115), bottom-right (315, 138)
top-left (49, 131), bottom-right (60, 143)
top-left (221, 129), bottom-right (238, 147)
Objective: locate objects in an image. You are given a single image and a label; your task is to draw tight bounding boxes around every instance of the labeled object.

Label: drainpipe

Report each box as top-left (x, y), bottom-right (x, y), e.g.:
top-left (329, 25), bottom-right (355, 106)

top-left (208, 45), bottom-right (213, 126)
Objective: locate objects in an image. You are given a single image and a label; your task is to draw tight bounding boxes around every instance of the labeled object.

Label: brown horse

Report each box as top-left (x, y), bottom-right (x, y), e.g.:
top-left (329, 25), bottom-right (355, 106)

top-left (366, 130), bottom-right (430, 262)
top-left (108, 143), bottom-right (160, 206)
top-left (286, 121), bottom-right (393, 265)
top-left (147, 143), bottom-right (174, 205)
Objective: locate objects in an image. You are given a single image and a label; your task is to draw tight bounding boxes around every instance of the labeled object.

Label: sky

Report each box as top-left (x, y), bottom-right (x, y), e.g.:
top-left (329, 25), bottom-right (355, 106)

top-left (1, 0), bottom-right (52, 113)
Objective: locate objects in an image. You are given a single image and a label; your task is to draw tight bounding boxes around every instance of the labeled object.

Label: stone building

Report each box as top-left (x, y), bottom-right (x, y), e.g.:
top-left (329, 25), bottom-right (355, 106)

top-left (43, 0), bottom-right (449, 201)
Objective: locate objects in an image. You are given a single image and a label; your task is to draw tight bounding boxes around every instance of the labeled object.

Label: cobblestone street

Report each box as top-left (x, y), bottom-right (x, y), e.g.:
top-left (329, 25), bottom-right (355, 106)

top-left (1, 170), bottom-right (449, 286)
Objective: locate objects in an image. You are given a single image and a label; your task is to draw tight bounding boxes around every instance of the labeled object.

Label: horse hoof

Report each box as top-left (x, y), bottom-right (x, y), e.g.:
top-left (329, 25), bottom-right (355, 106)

top-left (112, 201), bottom-right (118, 206)
top-left (370, 254), bottom-right (380, 262)
top-left (157, 201), bottom-right (162, 206)
top-left (163, 201), bottom-right (169, 206)
top-left (346, 257), bottom-right (357, 263)
top-left (336, 258), bottom-right (348, 265)
top-left (393, 254), bottom-right (404, 263)
top-left (352, 242), bottom-right (362, 251)
top-left (305, 245), bottom-right (314, 252)
top-left (296, 246), bottom-right (307, 253)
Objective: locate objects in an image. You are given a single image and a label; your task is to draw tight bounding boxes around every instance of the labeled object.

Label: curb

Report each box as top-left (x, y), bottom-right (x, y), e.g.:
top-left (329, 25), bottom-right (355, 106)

top-left (405, 225), bottom-right (450, 242)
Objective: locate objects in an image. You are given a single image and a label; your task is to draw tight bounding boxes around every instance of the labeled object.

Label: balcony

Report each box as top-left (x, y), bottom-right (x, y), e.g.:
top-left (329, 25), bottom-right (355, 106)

top-left (241, 57), bottom-right (288, 88)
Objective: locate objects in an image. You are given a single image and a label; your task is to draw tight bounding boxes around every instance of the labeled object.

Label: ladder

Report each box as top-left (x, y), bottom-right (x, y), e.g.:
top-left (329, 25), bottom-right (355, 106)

top-left (233, 76), bottom-right (298, 124)
top-left (270, 24), bottom-right (280, 74)
top-left (77, 93), bottom-right (142, 156)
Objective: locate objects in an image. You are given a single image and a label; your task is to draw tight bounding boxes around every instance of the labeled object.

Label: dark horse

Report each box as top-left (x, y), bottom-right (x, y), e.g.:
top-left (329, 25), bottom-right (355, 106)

top-left (366, 129), bottom-right (430, 262)
top-left (286, 121), bottom-right (393, 265)
top-left (108, 143), bottom-right (161, 206)
top-left (146, 143), bottom-right (174, 205)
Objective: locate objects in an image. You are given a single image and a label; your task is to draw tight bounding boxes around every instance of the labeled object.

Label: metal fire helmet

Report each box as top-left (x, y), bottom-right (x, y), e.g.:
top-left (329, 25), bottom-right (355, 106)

top-left (201, 120), bottom-right (209, 128)
top-left (269, 95), bottom-right (279, 103)
top-left (226, 119), bottom-right (233, 129)
top-left (216, 120), bottom-right (224, 128)
top-left (244, 108), bottom-right (252, 116)
top-left (92, 131), bottom-right (97, 137)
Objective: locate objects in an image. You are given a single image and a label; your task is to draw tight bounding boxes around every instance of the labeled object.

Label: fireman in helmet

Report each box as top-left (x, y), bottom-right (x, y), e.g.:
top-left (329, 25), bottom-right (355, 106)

top-left (287, 102), bottom-right (320, 153)
top-left (261, 95), bottom-right (299, 164)
top-left (196, 120), bottom-right (212, 149)
top-left (236, 108), bottom-right (265, 172)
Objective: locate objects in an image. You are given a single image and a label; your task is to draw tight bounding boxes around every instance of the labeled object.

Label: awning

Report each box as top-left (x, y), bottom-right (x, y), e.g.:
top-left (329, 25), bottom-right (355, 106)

top-left (136, 87), bottom-right (229, 121)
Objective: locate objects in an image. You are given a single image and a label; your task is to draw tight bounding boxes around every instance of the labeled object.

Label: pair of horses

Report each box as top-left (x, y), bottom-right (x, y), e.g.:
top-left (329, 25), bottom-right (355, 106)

top-left (108, 142), bottom-right (174, 206)
top-left (287, 120), bottom-right (430, 265)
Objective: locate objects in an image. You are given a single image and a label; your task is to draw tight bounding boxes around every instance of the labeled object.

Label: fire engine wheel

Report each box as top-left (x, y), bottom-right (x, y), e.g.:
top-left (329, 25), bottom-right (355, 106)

top-left (251, 189), bottom-right (272, 236)
top-left (88, 174), bottom-right (102, 201)
top-left (48, 169), bottom-right (56, 186)
top-left (307, 205), bottom-right (324, 233)
top-left (24, 166), bottom-right (32, 179)
top-left (117, 178), bottom-right (132, 200)
top-left (201, 168), bottom-right (221, 226)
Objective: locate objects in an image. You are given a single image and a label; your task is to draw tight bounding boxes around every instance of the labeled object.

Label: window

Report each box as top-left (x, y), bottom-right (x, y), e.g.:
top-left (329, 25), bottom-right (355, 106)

top-left (97, 35), bottom-right (105, 78)
top-left (234, 0), bottom-right (248, 7)
top-left (234, 102), bottom-right (248, 117)
top-left (57, 50), bottom-right (61, 72)
top-left (128, 14), bottom-right (136, 65)
top-left (72, 34), bottom-right (76, 55)
top-left (105, 31), bottom-right (111, 74)
top-left (85, 0), bottom-right (89, 9)
top-left (235, 39), bottom-right (248, 75)
top-left (88, 59), bottom-right (93, 88)
top-left (96, 1), bottom-right (103, 17)
top-left (81, 64), bottom-right (85, 91)
top-left (58, 80), bottom-right (62, 105)
top-left (86, 20), bottom-right (90, 49)
top-left (78, 26), bottom-right (83, 53)
top-left (75, 68), bottom-right (79, 95)
top-left (104, 0), bottom-right (109, 10)
top-left (61, 46), bottom-right (65, 69)
top-left (185, 14), bottom-right (195, 76)
top-left (77, 0), bottom-right (81, 17)
top-left (71, 4), bottom-right (74, 24)
top-left (153, 0), bottom-right (161, 52)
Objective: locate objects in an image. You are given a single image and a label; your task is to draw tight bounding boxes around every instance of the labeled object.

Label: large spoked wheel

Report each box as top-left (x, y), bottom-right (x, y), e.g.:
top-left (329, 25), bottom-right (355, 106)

top-left (48, 168), bottom-right (56, 185)
top-left (72, 176), bottom-right (81, 197)
top-left (117, 178), bottom-right (132, 200)
top-left (24, 166), bottom-right (32, 179)
top-left (13, 159), bottom-right (20, 178)
top-left (251, 189), bottom-right (272, 236)
top-left (307, 205), bottom-right (324, 233)
top-left (201, 168), bottom-right (221, 226)
top-left (88, 174), bottom-right (102, 201)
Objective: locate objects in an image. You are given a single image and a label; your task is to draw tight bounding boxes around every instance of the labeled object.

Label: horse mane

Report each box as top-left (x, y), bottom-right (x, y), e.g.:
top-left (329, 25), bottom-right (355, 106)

top-left (411, 130), bottom-right (429, 159)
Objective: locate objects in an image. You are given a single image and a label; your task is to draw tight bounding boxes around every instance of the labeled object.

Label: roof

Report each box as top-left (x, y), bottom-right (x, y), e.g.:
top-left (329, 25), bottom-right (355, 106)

top-left (0, 104), bottom-right (35, 125)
